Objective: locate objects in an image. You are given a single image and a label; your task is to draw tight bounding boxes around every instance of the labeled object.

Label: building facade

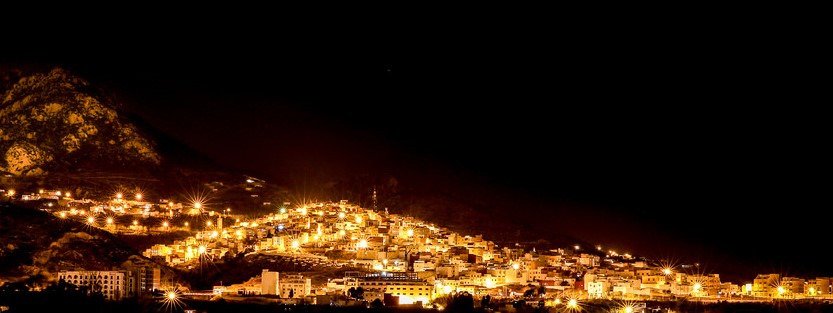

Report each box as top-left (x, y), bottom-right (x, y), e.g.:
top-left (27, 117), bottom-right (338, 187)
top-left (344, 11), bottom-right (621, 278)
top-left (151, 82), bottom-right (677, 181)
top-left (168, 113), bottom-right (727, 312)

top-left (57, 270), bottom-right (129, 300)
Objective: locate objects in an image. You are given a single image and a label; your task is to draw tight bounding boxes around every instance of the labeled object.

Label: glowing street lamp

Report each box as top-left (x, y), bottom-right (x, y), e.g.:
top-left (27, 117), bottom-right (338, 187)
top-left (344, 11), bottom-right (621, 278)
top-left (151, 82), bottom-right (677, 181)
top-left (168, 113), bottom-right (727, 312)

top-left (135, 193), bottom-right (142, 201)
top-left (107, 217), bottom-right (113, 225)
top-left (568, 299), bottom-right (578, 309)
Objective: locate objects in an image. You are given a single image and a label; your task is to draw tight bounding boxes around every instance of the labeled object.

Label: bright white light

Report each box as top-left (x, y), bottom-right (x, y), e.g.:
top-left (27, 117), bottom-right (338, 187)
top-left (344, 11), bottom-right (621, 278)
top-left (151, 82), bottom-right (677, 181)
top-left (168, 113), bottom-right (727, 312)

top-left (568, 299), bottom-right (578, 308)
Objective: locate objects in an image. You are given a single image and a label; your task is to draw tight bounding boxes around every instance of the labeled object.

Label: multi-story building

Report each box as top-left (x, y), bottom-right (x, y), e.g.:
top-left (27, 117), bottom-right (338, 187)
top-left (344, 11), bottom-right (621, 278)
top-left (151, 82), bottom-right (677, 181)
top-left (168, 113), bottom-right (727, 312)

top-left (279, 274), bottom-right (311, 298)
top-left (779, 277), bottom-right (805, 298)
top-left (261, 269), bottom-right (279, 295)
top-left (807, 277), bottom-right (833, 297)
top-left (586, 279), bottom-right (612, 299)
top-left (135, 265), bottom-right (161, 294)
top-left (57, 270), bottom-right (129, 300)
top-left (753, 274), bottom-right (780, 298)
top-left (344, 271), bottom-right (433, 305)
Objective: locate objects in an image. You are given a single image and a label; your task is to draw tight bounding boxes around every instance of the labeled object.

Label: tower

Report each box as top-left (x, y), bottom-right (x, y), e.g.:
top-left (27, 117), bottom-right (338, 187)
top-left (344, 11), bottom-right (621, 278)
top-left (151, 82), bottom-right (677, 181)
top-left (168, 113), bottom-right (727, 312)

top-left (372, 186), bottom-right (377, 210)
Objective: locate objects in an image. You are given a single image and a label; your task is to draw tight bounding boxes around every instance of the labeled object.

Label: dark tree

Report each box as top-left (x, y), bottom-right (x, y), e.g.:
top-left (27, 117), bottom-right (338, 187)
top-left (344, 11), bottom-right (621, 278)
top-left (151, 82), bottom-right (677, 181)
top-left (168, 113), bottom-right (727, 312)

top-left (480, 295), bottom-right (491, 309)
top-left (44, 279), bottom-right (79, 293)
top-left (371, 298), bottom-right (384, 308)
top-left (446, 291), bottom-right (474, 313)
top-left (347, 286), bottom-right (365, 300)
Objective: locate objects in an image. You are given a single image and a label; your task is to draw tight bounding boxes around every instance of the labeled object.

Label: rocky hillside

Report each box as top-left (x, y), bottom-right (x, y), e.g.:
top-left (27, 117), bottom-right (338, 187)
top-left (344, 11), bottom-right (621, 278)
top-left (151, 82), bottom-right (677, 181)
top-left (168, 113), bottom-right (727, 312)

top-left (0, 67), bottom-right (161, 176)
top-left (0, 202), bottom-right (166, 285)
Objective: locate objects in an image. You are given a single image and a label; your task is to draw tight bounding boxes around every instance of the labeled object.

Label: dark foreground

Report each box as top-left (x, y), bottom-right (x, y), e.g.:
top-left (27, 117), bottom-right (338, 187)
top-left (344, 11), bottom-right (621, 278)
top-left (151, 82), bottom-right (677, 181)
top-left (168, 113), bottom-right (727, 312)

top-left (4, 293), bottom-right (833, 313)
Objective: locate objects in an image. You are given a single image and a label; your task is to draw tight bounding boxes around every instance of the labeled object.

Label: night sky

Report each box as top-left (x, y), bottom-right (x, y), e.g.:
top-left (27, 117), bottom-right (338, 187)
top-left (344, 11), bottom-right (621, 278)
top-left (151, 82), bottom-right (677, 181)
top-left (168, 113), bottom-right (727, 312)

top-left (3, 13), bottom-right (829, 282)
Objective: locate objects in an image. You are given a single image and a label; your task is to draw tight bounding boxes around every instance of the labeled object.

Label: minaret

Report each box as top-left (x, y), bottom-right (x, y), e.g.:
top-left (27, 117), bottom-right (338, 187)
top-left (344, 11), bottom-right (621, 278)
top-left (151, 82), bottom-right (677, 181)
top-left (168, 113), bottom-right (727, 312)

top-left (372, 186), bottom-right (377, 211)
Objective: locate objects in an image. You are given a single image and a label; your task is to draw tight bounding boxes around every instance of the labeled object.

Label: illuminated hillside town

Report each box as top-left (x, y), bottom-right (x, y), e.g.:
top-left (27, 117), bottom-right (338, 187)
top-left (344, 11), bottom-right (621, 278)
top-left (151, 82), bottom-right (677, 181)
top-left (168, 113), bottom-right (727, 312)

top-left (2, 181), bottom-right (832, 311)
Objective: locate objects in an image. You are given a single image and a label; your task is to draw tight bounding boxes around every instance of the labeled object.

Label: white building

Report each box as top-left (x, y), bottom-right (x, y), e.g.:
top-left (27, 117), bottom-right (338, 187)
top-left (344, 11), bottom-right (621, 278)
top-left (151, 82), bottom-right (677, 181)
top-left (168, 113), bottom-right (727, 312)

top-left (262, 269), bottom-right (280, 295)
top-left (344, 271), bottom-right (433, 305)
top-left (58, 270), bottom-right (129, 300)
top-left (280, 274), bottom-right (311, 298)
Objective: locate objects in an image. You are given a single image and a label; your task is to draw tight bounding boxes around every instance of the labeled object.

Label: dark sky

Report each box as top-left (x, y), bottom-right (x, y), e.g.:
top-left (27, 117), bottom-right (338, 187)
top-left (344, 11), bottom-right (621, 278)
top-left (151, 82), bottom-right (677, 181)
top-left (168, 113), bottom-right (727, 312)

top-left (4, 12), bottom-right (829, 282)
